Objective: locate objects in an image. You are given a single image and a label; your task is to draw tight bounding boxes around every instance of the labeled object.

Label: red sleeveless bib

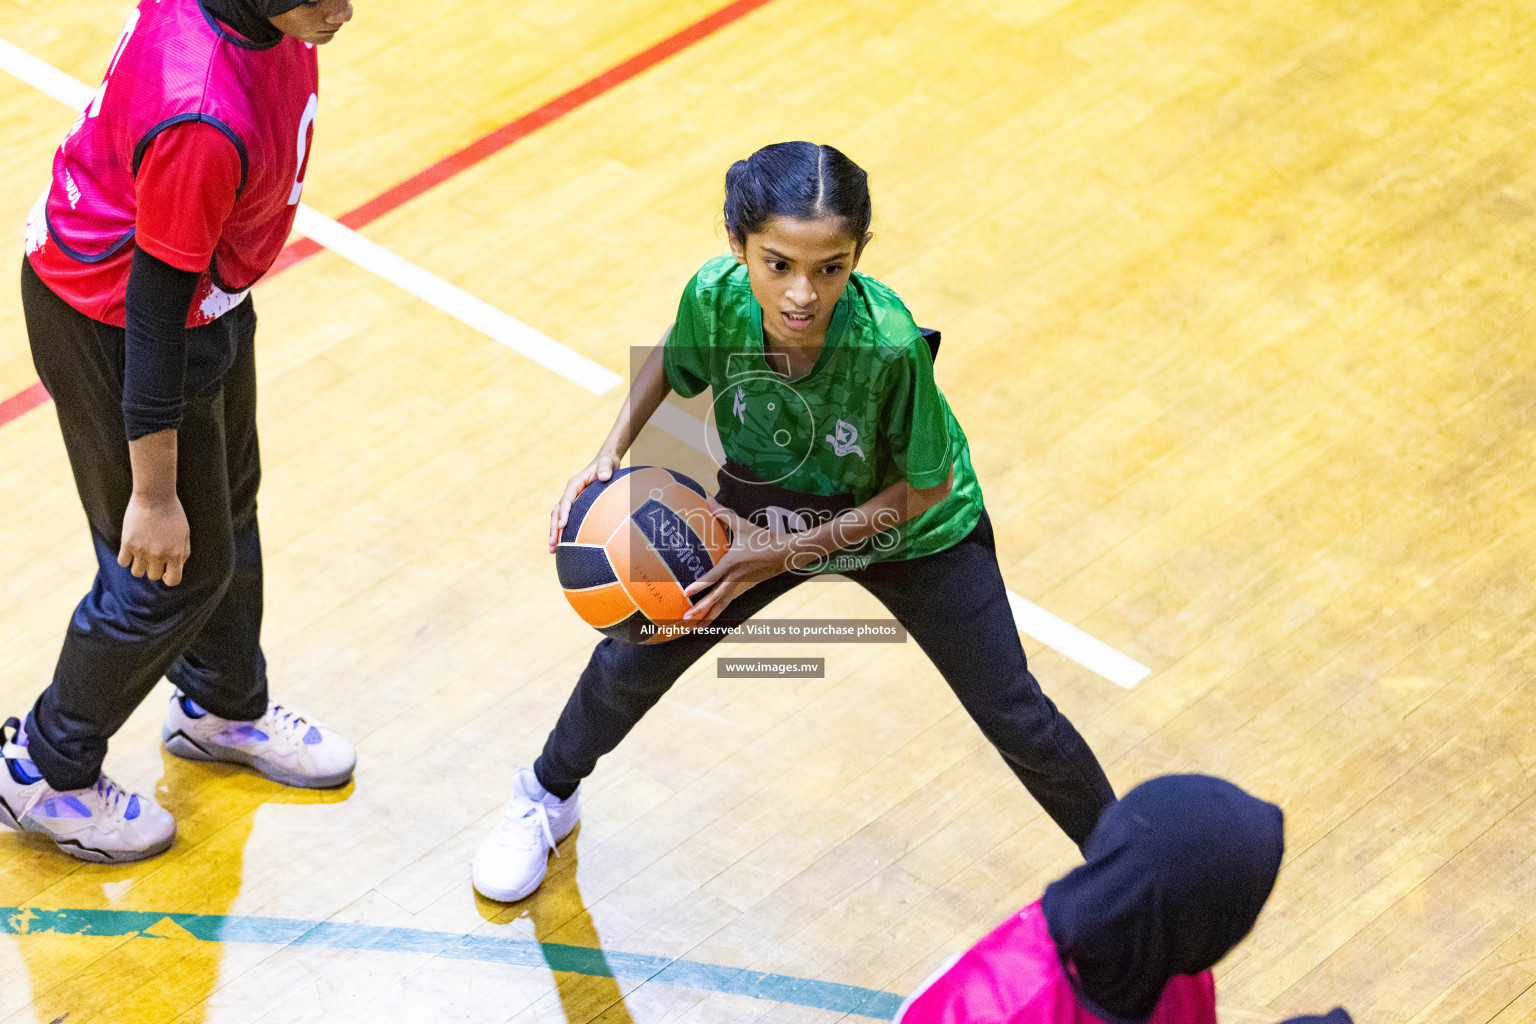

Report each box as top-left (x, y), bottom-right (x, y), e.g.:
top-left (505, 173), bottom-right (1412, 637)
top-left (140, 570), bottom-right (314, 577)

top-left (24, 0), bottom-right (318, 327)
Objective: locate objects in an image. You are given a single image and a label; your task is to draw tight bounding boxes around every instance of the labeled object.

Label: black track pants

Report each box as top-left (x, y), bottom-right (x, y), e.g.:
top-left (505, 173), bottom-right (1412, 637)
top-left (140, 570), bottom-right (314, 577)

top-left (535, 510), bottom-right (1115, 847)
top-left (20, 257), bottom-right (268, 791)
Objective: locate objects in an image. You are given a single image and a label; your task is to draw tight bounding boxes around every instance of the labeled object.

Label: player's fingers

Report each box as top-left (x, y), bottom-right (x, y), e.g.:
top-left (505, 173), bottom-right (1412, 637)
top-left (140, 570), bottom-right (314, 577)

top-left (129, 551), bottom-right (147, 578)
top-left (683, 593), bottom-right (715, 624)
top-left (163, 558), bottom-right (184, 587)
top-left (146, 557), bottom-right (166, 582)
top-left (692, 600), bottom-right (726, 629)
top-left (684, 550), bottom-right (736, 596)
top-left (682, 584), bottom-right (714, 620)
top-left (687, 577), bottom-right (740, 621)
top-left (550, 502), bottom-right (571, 551)
top-left (689, 586), bottom-right (740, 629)
top-left (117, 544), bottom-right (132, 568)
top-left (684, 562), bottom-right (721, 593)
top-left (596, 456), bottom-right (614, 481)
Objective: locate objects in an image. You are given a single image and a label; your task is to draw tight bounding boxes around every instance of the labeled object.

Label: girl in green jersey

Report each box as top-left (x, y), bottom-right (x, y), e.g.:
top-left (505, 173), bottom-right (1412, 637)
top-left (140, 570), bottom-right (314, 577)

top-left (472, 142), bottom-right (1116, 903)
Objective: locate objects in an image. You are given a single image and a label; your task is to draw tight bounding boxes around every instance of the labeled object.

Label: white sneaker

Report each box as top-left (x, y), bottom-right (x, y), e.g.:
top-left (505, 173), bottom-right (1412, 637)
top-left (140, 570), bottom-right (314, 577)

top-left (162, 691), bottom-right (356, 788)
top-left (472, 767), bottom-right (580, 902)
top-left (0, 717), bottom-right (176, 863)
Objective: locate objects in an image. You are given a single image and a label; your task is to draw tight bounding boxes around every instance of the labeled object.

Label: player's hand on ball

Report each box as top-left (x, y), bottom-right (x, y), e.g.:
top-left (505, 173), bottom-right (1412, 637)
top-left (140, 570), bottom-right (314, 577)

top-left (680, 500), bottom-right (795, 629)
top-left (118, 492), bottom-right (191, 586)
top-left (549, 450), bottom-right (619, 553)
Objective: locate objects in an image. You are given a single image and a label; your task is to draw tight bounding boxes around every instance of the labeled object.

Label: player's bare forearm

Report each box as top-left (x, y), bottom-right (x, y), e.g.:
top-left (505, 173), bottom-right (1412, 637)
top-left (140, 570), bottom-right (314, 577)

top-left (599, 327), bottom-right (673, 462)
top-left (551, 329), bottom-right (676, 552)
top-left (788, 468), bottom-right (953, 568)
top-left (120, 427), bottom-right (190, 585)
top-left (128, 428), bottom-right (179, 500)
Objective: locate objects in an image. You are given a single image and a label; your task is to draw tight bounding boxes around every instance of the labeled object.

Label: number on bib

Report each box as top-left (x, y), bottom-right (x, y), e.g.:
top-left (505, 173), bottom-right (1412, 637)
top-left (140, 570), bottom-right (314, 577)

top-left (288, 92), bottom-right (318, 205)
top-left (87, 9), bottom-right (141, 118)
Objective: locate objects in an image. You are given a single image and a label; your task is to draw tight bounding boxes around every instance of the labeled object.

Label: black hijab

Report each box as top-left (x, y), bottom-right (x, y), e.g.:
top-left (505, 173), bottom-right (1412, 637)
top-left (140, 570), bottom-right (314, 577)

top-left (199, 0), bottom-right (310, 48)
top-left (1041, 774), bottom-right (1285, 1024)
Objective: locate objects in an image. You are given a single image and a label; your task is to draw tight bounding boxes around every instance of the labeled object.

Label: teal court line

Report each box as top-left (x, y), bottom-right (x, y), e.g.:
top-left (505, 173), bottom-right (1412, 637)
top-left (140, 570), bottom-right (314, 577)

top-left (1, 907), bottom-right (904, 1020)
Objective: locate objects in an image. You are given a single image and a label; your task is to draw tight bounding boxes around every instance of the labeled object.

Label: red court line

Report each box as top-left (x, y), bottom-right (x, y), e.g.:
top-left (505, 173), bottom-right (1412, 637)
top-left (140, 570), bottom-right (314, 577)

top-left (1, 0), bottom-right (778, 426)
top-left (265, 0), bottom-right (776, 277)
top-left (0, 381), bottom-right (49, 429)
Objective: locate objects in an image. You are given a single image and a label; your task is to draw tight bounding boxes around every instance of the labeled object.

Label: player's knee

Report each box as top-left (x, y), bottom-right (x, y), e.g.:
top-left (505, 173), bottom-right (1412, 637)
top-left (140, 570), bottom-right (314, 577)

top-left (588, 642), bottom-right (678, 701)
top-left (971, 689), bottom-right (1059, 748)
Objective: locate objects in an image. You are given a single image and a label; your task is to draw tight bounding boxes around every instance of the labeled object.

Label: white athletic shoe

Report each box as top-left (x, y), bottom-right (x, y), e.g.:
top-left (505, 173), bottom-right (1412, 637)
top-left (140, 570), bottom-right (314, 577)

top-left (162, 691), bottom-right (356, 789)
top-left (472, 767), bottom-right (580, 902)
top-left (0, 717), bottom-right (176, 863)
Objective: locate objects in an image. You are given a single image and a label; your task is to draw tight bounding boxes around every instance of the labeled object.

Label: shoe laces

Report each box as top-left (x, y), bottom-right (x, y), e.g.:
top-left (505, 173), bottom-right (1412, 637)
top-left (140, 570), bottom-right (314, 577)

top-left (19, 774), bottom-right (132, 822)
top-left (495, 797), bottom-right (558, 856)
top-left (1, 716), bottom-right (25, 761)
top-left (90, 775), bottom-right (134, 820)
top-left (260, 704), bottom-right (312, 749)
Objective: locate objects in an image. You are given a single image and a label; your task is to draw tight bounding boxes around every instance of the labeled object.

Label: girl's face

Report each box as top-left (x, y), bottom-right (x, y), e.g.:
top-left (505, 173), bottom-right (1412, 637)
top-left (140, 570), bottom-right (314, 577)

top-left (730, 217), bottom-right (872, 347)
top-left (271, 0), bottom-right (353, 43)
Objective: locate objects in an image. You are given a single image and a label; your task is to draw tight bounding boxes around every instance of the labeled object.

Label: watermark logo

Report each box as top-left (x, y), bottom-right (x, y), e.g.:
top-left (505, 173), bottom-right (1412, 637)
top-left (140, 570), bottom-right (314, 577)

top-left (638, 618), bottom-right (907, 643)
top-left (709, 369), bottom-right (815, 485)
top-left (718, 658), bottom-right (824, 678)
top-left (630, 345), bottom-right (910, 579)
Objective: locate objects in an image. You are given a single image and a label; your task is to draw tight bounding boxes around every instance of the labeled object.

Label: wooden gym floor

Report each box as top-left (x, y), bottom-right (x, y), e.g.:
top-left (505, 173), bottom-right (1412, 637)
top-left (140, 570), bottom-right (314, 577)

top-left (4, 0), bottom-right (1536, 1020)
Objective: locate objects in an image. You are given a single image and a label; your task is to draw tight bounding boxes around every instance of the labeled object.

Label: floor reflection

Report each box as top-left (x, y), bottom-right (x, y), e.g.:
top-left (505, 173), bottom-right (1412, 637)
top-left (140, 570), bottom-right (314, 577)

top-left (476, 826), bottom-right (637, 1024)
top-left (5, 748), bottom-right (352, 1024)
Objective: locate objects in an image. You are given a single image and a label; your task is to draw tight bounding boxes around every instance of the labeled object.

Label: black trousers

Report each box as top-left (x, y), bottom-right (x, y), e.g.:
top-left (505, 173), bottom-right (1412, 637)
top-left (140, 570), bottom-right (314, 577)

top-left (535, 510), bottom-right (1115, 847)
top-left (21, 258), bottom-right (268, 791)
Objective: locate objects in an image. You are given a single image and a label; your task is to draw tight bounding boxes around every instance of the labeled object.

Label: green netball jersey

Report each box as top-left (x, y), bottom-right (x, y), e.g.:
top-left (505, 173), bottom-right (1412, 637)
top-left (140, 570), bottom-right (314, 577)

top-left (663, 255), bottom-right (983, 566)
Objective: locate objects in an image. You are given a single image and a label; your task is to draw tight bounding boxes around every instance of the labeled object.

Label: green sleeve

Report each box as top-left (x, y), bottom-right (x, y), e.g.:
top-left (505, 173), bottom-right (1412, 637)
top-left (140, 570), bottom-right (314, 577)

top-left (663, 272), bottom-right (713, 399)
top-left (882, 338), bottom-right (954, 490)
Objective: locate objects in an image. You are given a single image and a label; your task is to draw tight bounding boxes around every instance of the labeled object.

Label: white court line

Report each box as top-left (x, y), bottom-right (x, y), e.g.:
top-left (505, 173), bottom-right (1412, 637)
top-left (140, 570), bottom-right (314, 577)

top-left (291, 208), bottom-right (620, 395)
top-left (648, 404), bottom-right (1152, 688)
top-left (0, 37), bottom-right (93, 108)
top-left (1, 36), bottom-right (1149, 687)
top-left (648, 399), bottom-right (724, 455)
top-left (1006, 592), bottom-right (1150, 689)
top-left (0, 37), bottom-right (621, 396)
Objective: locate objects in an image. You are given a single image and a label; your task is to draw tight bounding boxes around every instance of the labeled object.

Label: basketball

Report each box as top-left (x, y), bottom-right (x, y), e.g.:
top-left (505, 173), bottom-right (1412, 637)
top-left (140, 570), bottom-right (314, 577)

top-left (556, 466), bottom-right (731, 643)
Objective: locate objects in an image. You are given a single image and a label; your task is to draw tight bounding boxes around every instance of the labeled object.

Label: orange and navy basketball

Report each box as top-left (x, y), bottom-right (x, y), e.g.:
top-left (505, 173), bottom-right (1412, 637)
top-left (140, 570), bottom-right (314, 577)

top-left (556, 466), bottom-right (731, 643)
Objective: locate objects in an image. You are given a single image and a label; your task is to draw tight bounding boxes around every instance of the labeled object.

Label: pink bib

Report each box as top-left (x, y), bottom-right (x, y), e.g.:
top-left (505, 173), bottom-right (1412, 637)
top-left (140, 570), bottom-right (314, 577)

top-left (25, 0), bottom-right (317, 326)
top-left (895, 902), bottom-right (1218, 1024)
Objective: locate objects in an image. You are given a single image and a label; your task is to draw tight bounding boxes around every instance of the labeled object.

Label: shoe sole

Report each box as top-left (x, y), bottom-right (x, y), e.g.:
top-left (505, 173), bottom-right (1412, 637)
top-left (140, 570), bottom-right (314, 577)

top-left (0, 797), bottom-right (174, 864)
top-left (471, 818), bottom-right (579, 903)
top-left (472, 860), bottom-right (549, 903)
top-left (163, 729), bottom-right (355, 789)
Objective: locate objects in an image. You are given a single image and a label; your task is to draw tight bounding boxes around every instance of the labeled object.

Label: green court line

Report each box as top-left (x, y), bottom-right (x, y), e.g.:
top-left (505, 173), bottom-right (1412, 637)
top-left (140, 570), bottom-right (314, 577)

top-left (1, 907), bottom-right (904, 1019)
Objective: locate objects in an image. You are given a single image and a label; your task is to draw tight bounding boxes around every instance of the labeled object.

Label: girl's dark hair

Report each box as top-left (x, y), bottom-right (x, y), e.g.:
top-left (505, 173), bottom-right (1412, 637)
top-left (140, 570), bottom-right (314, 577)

top-left (723, 142), bottom-right (872, 242)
